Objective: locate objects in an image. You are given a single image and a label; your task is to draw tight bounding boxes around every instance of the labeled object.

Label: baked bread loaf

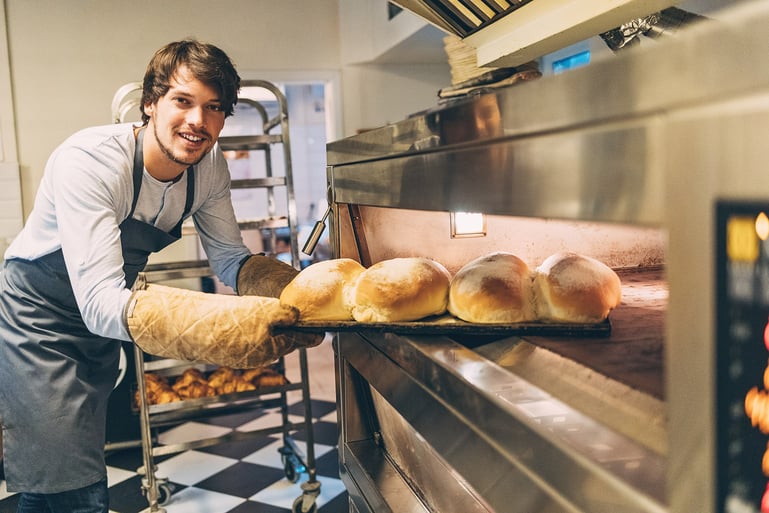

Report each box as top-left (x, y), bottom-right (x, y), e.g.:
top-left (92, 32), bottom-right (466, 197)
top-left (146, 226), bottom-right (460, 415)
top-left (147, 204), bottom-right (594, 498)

top-left (448, 252), bottom-right (535, 323)
top-left (280, 258), bottom-right (365, 320)
top-left (533, 252), bottom-right (621, 323)
top-left (350, 257), bottom-right (451, 322)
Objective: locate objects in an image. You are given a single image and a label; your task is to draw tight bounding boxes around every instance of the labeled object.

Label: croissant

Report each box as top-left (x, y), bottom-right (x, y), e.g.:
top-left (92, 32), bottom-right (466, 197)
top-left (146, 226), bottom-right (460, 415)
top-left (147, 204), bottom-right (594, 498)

top-left (175, 381), bottom-right (215, 399)
top-left (207, 366), bottom-right (237, 391)
top-left (256, 371), bottom-right (288, 388)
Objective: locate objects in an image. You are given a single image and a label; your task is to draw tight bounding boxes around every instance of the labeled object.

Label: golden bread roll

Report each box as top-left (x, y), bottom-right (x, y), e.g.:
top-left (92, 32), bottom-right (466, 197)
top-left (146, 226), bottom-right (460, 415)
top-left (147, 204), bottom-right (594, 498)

top-left (448, 252), bottom-right (535, 323)
top-left (350, 257), bottom-right (451, 322)
top-left (256, 371), bottom-right (288, 388)
top-left (279, 258), bottom-right (365, 320)
top-left (533, 252), bottom-right (621, 323)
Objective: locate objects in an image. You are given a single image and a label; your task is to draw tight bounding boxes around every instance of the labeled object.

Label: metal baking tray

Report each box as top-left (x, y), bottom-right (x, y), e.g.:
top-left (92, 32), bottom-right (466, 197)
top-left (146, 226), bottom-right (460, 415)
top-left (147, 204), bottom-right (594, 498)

top-left (280, 314), bottom-right (611, 337)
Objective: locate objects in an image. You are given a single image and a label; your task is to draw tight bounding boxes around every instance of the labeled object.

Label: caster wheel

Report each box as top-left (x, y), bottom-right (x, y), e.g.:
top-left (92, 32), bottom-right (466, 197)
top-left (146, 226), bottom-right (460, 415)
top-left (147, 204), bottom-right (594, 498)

top-left (284, 459), bottom-right (300, 483)
top-left (292, 495), bottom-right (318, 513)
top-left (158, 483), bottom-right (173, 505)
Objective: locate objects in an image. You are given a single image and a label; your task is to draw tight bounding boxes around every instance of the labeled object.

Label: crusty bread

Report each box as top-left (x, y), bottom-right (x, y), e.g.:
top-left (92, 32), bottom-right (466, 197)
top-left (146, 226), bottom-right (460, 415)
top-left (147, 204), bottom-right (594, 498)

top-left (448, 252), bottom-right (535, 323)
top-left (279, 258), bottom-right (365, 320)
top-left (533, 252), bottom-right (621, 323)
top-left (350, 257), bottom-right (451, 322)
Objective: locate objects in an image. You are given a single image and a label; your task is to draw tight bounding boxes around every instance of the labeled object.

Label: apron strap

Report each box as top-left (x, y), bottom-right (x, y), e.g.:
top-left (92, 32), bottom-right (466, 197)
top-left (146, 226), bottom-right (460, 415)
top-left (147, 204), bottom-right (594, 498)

top-left (129, 127), bottom-right (145, 216)
top-left (130, 127), bottom-right (195, 229)
top-left (170, 166), bottom-right (195, 236)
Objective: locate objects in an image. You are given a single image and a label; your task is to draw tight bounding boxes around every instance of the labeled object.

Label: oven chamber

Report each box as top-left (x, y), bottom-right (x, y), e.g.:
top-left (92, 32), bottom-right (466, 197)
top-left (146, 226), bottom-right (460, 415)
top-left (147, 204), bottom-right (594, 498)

top-left (322, 2), bottom-right (769, 512)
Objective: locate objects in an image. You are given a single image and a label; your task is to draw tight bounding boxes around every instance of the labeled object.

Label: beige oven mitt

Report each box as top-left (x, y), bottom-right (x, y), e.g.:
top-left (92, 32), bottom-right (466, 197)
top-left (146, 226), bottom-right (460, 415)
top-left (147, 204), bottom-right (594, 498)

top-left (126, 282), bottom-right (319, 369)
top-left (237, 254), bottom-right (298, 298)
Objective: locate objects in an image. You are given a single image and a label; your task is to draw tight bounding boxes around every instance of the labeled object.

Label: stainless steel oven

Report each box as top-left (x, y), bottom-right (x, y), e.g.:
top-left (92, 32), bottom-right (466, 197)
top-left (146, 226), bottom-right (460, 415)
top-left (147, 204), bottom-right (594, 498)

top-left (323, 2), bottom-right (769, 512)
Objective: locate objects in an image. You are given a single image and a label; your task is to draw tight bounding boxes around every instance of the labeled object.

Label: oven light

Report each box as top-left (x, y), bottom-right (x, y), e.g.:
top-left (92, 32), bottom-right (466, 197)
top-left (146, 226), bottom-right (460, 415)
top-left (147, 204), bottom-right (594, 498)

top-left (451, 212), bottom-right (486, 238)
top-left (756, 212), bottom-right (769, 241)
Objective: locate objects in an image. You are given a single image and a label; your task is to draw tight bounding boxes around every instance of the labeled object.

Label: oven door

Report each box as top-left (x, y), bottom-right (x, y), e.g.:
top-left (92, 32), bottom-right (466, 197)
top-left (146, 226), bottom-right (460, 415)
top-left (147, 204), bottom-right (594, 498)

top-left (335, 328), bottom-right (666, 513)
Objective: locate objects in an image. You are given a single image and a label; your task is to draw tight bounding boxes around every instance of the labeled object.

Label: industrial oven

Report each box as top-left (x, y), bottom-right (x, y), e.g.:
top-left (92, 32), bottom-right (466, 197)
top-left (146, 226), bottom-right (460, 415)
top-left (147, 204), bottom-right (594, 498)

top-left (321, 2), bottom-right (769, 512)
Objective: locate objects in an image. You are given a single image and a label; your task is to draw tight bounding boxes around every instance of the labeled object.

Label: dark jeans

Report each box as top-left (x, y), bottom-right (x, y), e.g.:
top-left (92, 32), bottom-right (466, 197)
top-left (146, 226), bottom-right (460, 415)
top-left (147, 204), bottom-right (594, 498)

top-left (16, 477), bottom-right (109, 513)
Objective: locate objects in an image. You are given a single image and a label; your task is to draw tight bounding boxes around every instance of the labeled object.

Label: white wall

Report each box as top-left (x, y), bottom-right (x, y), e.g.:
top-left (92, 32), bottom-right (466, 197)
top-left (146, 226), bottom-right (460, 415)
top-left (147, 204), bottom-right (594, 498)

top-left (1, 0), bottom-right (451, 222)
top-left (0, 1), bottom-right (23, 255)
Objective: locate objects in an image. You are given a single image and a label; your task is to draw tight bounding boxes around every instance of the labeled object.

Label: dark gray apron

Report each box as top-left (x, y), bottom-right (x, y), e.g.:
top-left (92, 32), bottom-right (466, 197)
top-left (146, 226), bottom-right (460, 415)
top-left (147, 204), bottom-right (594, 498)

top-left (0, 128), bottom-right (194, 493)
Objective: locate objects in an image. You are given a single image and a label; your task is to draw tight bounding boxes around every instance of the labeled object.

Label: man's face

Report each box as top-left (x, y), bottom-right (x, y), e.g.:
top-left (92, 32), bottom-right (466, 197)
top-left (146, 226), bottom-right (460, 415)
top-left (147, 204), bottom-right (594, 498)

top-left (144, 65), bottom-right (226, 172)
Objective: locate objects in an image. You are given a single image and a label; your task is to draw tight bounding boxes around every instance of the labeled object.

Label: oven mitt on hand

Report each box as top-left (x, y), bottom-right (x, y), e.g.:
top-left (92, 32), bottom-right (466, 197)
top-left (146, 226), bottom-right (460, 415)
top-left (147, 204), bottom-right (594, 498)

top-left (125, 283), bottom-right (320, 369)
top-left (237, 254), bottom-right (298, 298)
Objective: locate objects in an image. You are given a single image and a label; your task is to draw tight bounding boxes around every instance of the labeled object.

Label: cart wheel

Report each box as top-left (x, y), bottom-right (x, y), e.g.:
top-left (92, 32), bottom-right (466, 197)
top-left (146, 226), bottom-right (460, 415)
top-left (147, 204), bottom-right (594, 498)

top-left (158, 483), bottom-right (173, 505)
top-left (292, 495), bottom-right (318, 513)
top-left (284, 458), bottom-right (300, 483)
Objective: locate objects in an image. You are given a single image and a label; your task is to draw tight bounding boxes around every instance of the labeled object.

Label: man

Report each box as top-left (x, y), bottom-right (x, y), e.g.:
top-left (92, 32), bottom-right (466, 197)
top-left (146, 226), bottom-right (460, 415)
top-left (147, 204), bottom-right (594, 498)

top-left (0, 40), bottom-right (319, 512)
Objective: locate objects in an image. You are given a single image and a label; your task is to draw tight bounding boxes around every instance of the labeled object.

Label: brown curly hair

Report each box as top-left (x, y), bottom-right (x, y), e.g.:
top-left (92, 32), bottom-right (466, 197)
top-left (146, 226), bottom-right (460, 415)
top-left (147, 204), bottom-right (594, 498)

top-left (140, 39), bottom-right (240, 124)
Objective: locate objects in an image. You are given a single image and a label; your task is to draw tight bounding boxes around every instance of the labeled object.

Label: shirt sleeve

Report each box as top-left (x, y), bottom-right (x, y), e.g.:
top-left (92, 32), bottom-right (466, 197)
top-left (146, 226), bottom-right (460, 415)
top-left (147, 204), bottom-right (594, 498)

top-left (51, 145), bottom-right (134, 341)
top-left (192, 148), bottom-right (251, 290)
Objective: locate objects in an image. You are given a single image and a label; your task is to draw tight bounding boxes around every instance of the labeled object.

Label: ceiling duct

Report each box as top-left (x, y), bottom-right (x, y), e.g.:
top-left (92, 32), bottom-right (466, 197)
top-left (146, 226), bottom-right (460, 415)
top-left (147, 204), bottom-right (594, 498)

top-left (390, 0), bottom-right (683, 67)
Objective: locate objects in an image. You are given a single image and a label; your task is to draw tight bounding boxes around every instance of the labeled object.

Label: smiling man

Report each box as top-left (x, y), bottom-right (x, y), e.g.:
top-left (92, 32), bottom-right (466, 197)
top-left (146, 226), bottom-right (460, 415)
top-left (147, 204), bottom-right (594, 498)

top-left (0, 40), bottom-right (319, 513)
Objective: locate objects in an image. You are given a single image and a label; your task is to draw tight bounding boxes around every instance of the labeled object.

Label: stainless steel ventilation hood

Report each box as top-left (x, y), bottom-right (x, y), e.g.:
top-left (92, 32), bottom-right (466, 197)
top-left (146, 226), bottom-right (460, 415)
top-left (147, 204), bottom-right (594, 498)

top-left (391, 0), bottom-right (680, 67)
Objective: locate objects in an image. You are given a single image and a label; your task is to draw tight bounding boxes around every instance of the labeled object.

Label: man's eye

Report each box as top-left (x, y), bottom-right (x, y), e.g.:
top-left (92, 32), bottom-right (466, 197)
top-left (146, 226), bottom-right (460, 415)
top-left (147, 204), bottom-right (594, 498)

top-left (208, 104), bottom-right (223, 112)
top-left (174, 97), bottom-right (190, 105)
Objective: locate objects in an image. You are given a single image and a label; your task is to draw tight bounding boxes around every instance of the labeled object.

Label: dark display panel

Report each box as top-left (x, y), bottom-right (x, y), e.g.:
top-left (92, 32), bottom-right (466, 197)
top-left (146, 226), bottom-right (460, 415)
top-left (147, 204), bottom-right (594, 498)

top-left (716, 201), bottom-right (769, 513)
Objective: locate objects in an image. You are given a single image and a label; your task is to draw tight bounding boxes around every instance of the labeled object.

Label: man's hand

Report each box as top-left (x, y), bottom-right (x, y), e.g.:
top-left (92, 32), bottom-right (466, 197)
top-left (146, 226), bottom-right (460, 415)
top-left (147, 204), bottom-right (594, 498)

top-left (237, 254), bottom-right (298, 298)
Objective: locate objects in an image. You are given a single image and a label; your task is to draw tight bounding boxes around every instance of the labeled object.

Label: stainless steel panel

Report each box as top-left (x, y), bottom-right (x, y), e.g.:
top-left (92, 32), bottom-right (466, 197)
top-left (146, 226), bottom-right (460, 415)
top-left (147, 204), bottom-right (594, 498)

top-left (330, 121), bottom-right (662, 224)
top-left (337, 330), bottom-right (666, 513)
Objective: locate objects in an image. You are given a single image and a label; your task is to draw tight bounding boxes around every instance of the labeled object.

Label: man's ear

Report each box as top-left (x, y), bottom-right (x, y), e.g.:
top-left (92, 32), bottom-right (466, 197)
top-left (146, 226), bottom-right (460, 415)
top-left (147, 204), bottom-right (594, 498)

top-left (143, 103), bottom-right (154, 117)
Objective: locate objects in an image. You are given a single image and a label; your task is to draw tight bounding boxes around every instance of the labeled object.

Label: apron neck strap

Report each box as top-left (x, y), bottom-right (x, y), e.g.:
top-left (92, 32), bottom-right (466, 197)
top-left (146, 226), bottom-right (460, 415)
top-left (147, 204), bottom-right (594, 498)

top-left (130, 127), bottom-right (195, 221)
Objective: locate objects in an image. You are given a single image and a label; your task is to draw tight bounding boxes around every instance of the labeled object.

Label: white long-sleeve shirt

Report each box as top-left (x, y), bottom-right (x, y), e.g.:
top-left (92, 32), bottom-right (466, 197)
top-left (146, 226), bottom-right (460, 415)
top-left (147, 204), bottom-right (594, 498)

top-left (5, 123), bottom-right (251, 341)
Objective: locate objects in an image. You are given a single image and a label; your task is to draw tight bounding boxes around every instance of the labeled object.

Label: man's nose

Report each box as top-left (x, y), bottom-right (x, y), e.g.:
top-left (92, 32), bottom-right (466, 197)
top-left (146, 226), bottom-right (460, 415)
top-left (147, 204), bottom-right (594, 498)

top-left (186, 106), bottom-right (205, 127)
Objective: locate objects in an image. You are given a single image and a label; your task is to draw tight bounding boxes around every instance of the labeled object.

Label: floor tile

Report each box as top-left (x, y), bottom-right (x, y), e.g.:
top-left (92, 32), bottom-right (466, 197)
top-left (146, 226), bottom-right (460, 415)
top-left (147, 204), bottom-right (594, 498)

top-left (235, 410), bottom-right (305, 434)
top-left (162, 487), bottom-right (245, 513)
top-left (194, 461), bottom-right (285, 499)
top-left (0, 481), bottom-right (12, 501)
top-left (288, 399), bottom-right (337, 420)
top-left (313, 448), bottom-right (341, 479)
top-left (250, 476), bottom-right (346, 510)
top-left (198, 408), bottom-right (267, 429)
top-left (156, 450), bottom-right (238, 486)
top-left (319, 410), bottom-right (339, 424)
top-left (241, 439), bottom-right (334, 471)
top-left (291, 420), bottom-right (339, 447)
top-left (226, 500), bottom-right (290, 513)
top-left (195, 432), bottom-right (277, 460)
top-left (318, 491), bottom-right (350, 513)
top-left (107, 465), bottom-right (137, 488)
top-left (158, 421), bottom-right (233, 446)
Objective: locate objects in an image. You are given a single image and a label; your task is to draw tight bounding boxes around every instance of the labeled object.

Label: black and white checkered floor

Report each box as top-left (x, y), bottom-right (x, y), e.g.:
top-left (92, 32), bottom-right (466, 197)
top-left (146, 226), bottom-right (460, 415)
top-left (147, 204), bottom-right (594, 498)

top-left (0, 339), bottom-right (347, 513)
top-left (0, 398), bottom-right (346, 513)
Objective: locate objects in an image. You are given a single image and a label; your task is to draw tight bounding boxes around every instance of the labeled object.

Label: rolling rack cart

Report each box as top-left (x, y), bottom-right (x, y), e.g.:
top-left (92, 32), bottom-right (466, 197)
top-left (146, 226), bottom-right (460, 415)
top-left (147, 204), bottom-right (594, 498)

top-left (111, 80), bottom-right (320, 513)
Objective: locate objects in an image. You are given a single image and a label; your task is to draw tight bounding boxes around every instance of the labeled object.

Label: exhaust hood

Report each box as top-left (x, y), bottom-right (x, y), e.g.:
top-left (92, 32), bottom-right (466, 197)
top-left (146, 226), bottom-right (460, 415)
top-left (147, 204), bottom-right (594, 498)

top-left (390, 0), bottom-right (680, 67)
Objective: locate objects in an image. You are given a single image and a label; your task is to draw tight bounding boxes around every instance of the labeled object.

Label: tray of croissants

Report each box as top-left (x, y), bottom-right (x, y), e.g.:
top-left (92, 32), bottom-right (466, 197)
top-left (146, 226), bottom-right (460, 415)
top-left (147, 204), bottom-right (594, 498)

top-left (274, 251), bottom-right (621, 338)
top-left (136, 365), bottom-right (288, 407)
